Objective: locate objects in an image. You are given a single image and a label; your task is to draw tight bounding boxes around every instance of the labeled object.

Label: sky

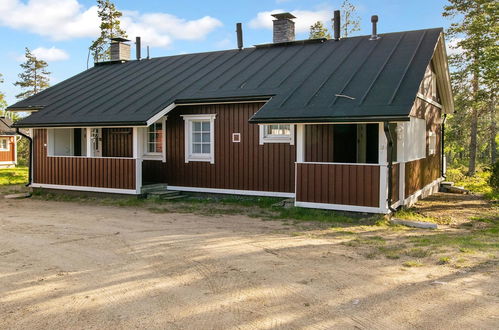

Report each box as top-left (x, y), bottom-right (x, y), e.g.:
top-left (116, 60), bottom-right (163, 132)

top-left (0, 0), bottom-right (453, 106)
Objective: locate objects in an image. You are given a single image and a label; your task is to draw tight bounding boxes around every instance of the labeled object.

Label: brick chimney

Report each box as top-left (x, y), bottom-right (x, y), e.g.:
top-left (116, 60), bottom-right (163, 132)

top-left (272, 13), bottom-right (296, 43)
top-left (110, 37), bottom-right (131, 61)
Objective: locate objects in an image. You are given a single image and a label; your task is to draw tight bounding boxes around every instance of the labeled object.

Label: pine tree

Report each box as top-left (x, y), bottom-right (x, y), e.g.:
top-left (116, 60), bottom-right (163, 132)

top-left (309, 21), bottom-right (332, 39)
top-left (0, 73), bottom-right (6, 115)
top-left (89, 0), bottom-right (127, 62)
top-left (14, 48), bottom-right (50, 100)
top-left (340, 0), bottom-right (361, 38)
top-left (443, 0), bottom-right (498, 175)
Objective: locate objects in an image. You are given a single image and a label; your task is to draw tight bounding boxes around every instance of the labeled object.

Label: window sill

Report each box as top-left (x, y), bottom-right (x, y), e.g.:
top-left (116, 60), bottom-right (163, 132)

top-left (260, 138), bottom-right (294, 145)
top-left (185, 155), bottom-right (214, 164)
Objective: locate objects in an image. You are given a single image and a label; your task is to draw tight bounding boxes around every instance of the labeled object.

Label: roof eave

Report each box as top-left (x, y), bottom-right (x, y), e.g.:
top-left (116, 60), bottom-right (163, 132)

top-left (12, 121), bottom-right (148, 128)
top-left (248, 115), bottom-right (410, 124)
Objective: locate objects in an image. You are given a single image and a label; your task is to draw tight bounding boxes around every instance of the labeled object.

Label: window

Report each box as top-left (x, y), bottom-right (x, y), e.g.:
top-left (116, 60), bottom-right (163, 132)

top-left (182, 114), bottom-right (216, 163)
top-left (0, 138), bottom-right (9, 151)
top-left (146, 121), bottom-right (163, 154)
top-left (259, 124), bottom-right (294, 144)
top-left (428, 131), bottom-right (437, 155)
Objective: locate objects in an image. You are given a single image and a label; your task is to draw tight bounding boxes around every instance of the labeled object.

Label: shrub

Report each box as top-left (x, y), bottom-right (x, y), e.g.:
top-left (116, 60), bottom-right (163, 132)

top-left (489, 161), bottom-right (499, 191)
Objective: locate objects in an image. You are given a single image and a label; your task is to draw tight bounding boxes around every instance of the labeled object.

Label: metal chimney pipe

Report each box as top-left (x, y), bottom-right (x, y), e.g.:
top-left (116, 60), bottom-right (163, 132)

top-left (333, 10), bottom-right (341, 41)
top-left (236, 23), bottom-right (243, 50)
top-left (370, 15), bottom-right (380, 40)
top-left (136, 36), bottom-right (141, 60)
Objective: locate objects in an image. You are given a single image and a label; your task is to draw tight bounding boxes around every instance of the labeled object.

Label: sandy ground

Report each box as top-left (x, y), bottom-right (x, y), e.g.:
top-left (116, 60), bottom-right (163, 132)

top-left (0, 196), bottom-right (498, 329)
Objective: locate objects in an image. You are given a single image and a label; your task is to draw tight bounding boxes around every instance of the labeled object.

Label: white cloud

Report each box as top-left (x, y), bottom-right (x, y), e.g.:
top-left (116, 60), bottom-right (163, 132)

top-left (249, 9), bottom-right (333, 34)
top-left (0, 0), bottom-right (99, 40)
top-left (121, 11), bottom-right (222, 48)
top-left (32, 47), bottom-right (70, 61)
top-left (0, 0), bottom-right (222, 48)
top-left (446, 38), bottom-right (463, 56)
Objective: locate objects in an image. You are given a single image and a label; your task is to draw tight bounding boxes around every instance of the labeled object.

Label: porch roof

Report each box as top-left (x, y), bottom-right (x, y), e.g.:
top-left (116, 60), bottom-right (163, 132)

top-left (9, 28), bottom-right (449, 128)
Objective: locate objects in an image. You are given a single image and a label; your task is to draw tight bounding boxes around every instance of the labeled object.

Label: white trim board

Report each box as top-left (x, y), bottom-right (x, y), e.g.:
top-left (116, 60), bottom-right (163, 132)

top-left (295, 201), bottom-right (389, 214)
top-left (30, 183), bottom-right (138, 195)
top-left (167, 185), bottom-right (295, 198)
top-left (146, 103), bottom-right (176, 126)
top-left (404, 177), bottom-right (443, 207)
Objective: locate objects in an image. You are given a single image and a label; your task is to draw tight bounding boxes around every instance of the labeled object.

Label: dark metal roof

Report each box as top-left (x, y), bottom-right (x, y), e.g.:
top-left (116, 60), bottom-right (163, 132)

top-left (0, 117), bottom-right (17, 135)
top-left (9, 28), bottom-right (444, 128)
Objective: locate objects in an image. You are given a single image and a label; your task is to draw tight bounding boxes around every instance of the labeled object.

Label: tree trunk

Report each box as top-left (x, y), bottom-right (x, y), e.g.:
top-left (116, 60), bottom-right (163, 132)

top-left (468, 72), bottom-right (479, 176)
top-left (491, 97), bottom-right (497, 164)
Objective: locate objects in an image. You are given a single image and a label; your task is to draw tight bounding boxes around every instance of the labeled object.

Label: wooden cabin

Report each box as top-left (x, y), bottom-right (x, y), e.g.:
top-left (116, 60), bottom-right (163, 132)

top-left (9, 13), bottom-right (453, 213)
top-left (0, 117), bottom-right (18, 168)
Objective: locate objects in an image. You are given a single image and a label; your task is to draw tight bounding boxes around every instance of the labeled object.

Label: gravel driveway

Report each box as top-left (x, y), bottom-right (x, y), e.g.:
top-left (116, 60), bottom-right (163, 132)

top-left (0, 197), bottom-right (497, 329)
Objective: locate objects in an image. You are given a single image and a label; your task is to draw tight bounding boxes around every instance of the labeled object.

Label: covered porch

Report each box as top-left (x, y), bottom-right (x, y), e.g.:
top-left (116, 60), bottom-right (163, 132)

top-left (294, 122), bottom-right (401, 213)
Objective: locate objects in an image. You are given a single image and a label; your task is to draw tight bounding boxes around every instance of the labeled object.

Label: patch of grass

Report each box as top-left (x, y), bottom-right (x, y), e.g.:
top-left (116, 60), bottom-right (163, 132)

top-left (437, 256), bottom-right (451, 265)
top-left (378, 244), bottom-right (406, 259)
top-left (405, 247), bottom-right (433, 258)
top-left (344, 236), bottom-right (386, 247)
top-left (272, 207), bottom-right (357, 224)
top-left (0, 167), bottom-right (28, 186)
top-left (402, 260), bottom-right (424, 268)
top-left (394, 208), bottom-right (440, 224)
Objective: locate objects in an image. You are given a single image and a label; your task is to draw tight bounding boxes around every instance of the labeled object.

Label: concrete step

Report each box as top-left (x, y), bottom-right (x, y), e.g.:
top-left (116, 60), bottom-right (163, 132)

top-left (141, 183), bottom-right (168, 194)
top-left (147, 190), bottom-right (185, 200)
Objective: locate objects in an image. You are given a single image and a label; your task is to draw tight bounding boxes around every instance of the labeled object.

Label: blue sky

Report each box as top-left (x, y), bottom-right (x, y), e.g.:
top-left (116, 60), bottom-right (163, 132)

top-left (0, 0), bottom-right (452, 105)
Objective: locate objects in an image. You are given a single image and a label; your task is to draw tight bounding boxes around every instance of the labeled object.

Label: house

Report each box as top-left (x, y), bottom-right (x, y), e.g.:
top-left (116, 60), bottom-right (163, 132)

top-left (0, 116), bottom-right (19, 168)
top-left (8, 12), bottom-right (453, 213)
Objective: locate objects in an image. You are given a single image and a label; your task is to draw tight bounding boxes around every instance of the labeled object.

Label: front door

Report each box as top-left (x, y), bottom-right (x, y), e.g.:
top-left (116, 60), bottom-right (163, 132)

top-left (91, 128), bottom-right (102, 157)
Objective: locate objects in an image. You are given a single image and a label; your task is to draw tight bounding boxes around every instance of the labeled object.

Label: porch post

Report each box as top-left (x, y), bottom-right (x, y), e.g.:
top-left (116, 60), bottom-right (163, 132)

top-left (133, 127), bottom-right (142, 194)
top-left (397, 124), bottom-right (406, 206)
top-left (296, 124), bottom-right (305, 162)
top-left (378, 123), bottom-right (389, 212)
top-left (86, 128), bottom-right (92, 157)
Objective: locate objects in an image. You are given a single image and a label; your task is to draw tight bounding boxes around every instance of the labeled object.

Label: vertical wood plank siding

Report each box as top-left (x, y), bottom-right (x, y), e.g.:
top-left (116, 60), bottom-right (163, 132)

top-left (102, 128), bottom-right (133, 158)
top-left (33, 129), bottom-right (135, 189)
top-left (305, 124), bottom-right (334, 162)
top-left (163, 103), bottom-right (296, 193)
top-left (406, 98), bottom-right (442, 198)
top-left (296, 163), bottom-right (380, 207)
top-left (391, 163), bottom-right (399, 203)
top-left (0, 136), bottom-right (15, 162)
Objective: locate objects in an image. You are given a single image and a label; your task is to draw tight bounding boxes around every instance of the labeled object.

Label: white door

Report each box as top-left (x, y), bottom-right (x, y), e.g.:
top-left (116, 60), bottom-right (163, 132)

top-left (91, 128), bottom-right (102, 157)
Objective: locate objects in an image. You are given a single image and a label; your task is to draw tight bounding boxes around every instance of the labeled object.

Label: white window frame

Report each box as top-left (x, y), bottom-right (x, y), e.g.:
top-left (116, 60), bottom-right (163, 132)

top-left (0, 137), bottom-right (10, 151)
top-left (428, 131), bottom-right (437, 155)
top-left (259, 124), bottom-right (295, 145)
top-left (143, 118), bottom-right (165, 159)
top-left (182, 114), bottom-right (216, 164)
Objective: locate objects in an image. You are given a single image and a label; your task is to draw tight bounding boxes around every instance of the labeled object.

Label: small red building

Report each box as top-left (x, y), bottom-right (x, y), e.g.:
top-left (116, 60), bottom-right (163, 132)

top-left (0, 117), bottom-right (18, 168)
top-left (8, 13), bottom-right (454, 213)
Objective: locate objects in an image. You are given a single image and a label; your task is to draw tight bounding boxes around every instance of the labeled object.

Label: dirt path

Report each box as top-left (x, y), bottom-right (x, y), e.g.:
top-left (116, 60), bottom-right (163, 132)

top-left (0, 197), bottom-right (498, 329)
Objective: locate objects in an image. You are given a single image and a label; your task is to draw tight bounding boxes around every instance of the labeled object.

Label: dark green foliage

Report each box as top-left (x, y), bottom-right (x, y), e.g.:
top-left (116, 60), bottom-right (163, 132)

top-left (89, 0), bottom-right (127, 62)
top-left (489, 161), bottom-right (499, 191)
top-left (14, 48), bottom-right (50, 100)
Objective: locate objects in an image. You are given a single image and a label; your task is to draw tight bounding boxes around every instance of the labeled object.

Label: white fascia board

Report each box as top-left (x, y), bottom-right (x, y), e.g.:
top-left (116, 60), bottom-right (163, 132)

top-left (146, 103), bottom-right (176, 126)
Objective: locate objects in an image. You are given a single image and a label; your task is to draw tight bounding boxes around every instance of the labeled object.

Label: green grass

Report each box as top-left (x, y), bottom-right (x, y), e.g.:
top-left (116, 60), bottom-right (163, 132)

top-left (446, 166), bottom-right (498, 201)
top-left (402, 260), bottom-right (424, 268)
top-left (0, 167), bottom-right (28, 185)
top-left (394, 208), bottom-right (441, 224)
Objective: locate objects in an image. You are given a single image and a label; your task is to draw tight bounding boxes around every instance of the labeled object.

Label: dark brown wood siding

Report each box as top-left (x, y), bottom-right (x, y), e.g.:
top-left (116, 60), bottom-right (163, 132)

top-left (0, 136), bottom-right (15, 162)
top-left (296, 163), bottom-right (380, 207)
top-left (102, 128), bottom-right (133, 158)
top-left (305, 124), bottom-right (334, 162)
top-left (142, 160), bottom-right (168, 184)
top-left (33, 129), bottom-right (135, 190)
top-left (164, 103), bottom-right (296, 193)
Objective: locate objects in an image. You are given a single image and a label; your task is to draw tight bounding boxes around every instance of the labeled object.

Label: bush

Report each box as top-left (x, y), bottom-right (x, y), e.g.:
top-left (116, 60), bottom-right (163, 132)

top-left (489, 161), bottom-right (499, 191)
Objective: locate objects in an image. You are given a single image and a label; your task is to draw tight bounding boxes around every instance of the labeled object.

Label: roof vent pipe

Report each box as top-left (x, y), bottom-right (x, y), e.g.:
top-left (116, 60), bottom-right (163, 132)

top-left (333, 10), bottom-right (341, 41)
top-left (136, 36), bottom-right (141, 60)
top-left (236, 23), bottom-right (243, 50)
top-left (370, 15), bottom-right (380, 40)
